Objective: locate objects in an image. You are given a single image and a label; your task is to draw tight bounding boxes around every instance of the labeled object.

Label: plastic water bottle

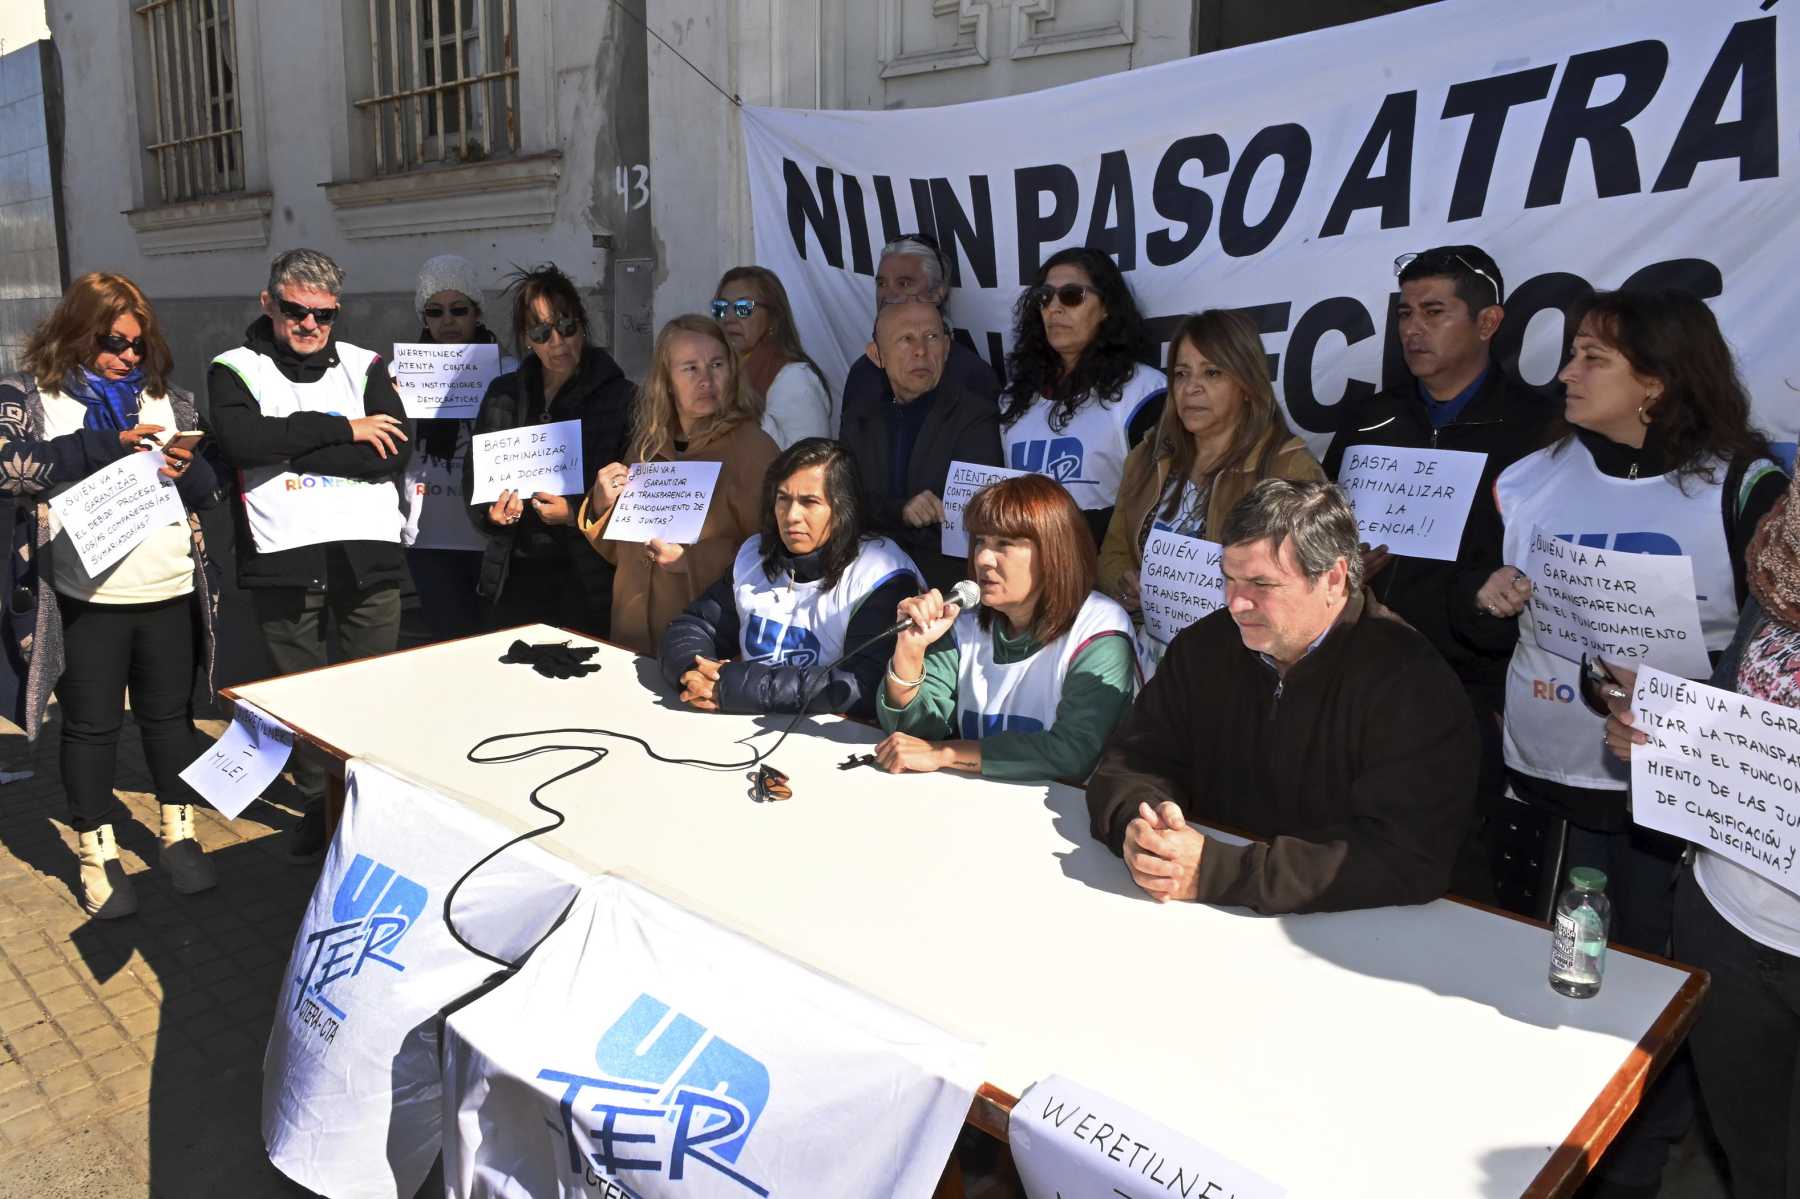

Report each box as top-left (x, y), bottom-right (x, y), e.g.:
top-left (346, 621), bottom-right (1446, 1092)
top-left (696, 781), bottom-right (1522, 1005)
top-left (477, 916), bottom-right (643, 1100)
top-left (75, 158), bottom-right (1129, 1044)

top-left (1549, 867), bottom-right (1611, 998)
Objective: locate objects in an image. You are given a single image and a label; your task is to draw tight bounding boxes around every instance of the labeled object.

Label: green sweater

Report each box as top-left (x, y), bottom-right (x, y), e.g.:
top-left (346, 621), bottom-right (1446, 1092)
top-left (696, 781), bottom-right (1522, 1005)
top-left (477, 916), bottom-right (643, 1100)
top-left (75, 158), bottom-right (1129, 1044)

top-left (876, 622), bottom-right (1136, 782)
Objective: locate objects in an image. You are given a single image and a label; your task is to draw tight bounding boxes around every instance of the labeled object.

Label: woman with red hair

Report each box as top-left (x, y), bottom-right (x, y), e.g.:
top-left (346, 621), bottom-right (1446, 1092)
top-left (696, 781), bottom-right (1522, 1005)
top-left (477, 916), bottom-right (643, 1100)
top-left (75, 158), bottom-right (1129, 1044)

top-left (875, 473), bottom-right (1136, 781)
top-left (2, 272), bottom-right (222, 917)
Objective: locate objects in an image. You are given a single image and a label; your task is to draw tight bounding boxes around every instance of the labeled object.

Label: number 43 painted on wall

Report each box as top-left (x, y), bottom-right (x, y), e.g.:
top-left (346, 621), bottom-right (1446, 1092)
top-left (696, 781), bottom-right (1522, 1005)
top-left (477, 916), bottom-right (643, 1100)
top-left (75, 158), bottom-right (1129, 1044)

top-left (616, 164), bottom-right (650, 211)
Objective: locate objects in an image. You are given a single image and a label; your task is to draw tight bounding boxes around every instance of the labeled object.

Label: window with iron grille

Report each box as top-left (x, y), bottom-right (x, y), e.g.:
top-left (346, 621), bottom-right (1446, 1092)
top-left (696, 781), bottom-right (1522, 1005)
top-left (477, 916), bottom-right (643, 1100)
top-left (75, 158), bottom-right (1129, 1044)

top-left (135, 0), bottom-right (244, 203)
top-left (357, 0), bottom-right (520, 174)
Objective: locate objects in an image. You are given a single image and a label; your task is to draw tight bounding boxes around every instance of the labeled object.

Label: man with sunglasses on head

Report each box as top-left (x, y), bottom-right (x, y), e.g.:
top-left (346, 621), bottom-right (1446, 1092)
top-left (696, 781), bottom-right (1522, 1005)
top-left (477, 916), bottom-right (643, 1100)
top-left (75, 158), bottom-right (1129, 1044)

top-left (840, 234), bottom-right (1000, 420)
top-left (1321, 244), bottom-right (1553, 909)
top-left (206, 248), bottom-right (413, 863)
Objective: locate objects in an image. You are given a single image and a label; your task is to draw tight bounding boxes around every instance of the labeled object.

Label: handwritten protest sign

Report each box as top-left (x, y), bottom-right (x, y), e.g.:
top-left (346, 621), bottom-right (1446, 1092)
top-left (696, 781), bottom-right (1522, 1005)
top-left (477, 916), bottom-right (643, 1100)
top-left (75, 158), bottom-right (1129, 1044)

top-left (391, 343), bottom-right (502, 419)
top-left (1630, 666), bottom-right (1800, 897)
top-left (1011, 1074), bottom-right (1285, 1199)
top-left (602, 460), bottom-right (723, 544)
top-left (1337, 446), bottom-right (1487, 562)
top-left (1524, 526), bottom-right (1710, 678)
top-left (940, 460), bottom-right (1030, 556)
top-left (47, 451), bottom-right (187, 577)
top-left (1139, 528), bottom-right (1225, 645)
top-left (468, 418), bottom-right (583, 504)
top-left (178, 702), bottom-right (295, 820)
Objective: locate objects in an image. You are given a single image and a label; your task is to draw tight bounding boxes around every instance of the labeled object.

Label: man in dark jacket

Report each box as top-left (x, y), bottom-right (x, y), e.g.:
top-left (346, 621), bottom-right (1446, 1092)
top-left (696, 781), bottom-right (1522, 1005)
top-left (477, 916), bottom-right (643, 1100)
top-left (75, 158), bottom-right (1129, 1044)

top-left (1321, 245), bottom-right (1553, 906)
top-left (1087, 480), bottom-right (1478, 915)
top-left (840, 300), bottom-right (1003, 593)
top-left (839, 234), bottom-right (999, 422)
top-left (205, 248), bottom-right (413, 861)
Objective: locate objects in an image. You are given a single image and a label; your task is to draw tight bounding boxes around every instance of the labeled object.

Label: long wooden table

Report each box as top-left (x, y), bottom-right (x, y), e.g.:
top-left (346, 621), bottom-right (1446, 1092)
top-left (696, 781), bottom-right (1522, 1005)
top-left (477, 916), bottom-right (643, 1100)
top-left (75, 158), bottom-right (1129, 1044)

top-left (224, 625), bottom-right (1705, 1198)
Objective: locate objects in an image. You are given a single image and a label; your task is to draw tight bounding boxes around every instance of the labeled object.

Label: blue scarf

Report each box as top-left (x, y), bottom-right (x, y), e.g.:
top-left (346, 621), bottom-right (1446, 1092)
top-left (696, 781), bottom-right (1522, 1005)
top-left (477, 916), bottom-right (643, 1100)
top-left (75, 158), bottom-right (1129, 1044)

top-left (64, 366), bottom-right (144, 432)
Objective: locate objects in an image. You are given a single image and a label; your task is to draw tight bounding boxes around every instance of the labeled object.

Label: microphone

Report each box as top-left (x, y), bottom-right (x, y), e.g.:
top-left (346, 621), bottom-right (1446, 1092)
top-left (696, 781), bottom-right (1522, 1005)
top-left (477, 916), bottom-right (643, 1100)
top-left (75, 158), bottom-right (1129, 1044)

top-left (878, 578), bottom-right (981, 639)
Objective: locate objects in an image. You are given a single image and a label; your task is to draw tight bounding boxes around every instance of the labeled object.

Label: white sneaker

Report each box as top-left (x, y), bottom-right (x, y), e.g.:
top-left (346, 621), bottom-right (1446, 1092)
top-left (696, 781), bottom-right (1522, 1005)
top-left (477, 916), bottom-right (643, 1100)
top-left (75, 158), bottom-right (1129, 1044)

top-left (77, 825), bottom-right (138, 918)
top-left (159, 804), bottom-right (218, 895)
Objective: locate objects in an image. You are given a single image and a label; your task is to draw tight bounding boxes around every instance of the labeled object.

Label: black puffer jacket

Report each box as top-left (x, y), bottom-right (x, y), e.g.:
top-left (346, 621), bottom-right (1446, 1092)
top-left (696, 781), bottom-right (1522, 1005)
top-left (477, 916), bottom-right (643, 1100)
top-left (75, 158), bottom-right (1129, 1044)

top-left (462, 346), bottom-right (634, 605)
top-left (205, 317), bottom-right (412, 590)
top-left (657, 541), bottom-right (918, 717)
top-left (1322, 366), bottom-right (1554, 705)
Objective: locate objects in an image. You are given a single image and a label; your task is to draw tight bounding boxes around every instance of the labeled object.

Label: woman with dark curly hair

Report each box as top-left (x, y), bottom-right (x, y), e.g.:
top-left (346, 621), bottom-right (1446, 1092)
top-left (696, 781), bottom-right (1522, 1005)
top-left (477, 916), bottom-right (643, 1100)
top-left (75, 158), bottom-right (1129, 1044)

top-left (1000, 247), bottom-right (1165, 546)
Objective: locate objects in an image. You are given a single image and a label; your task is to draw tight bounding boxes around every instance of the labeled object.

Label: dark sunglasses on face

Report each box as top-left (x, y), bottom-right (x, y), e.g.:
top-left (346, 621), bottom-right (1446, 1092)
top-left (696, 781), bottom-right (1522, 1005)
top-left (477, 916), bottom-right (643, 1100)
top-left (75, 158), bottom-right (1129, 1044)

top-left (1030, 283), bottom-right (1099, 310)
top-left (275, 296), bottom-right (340, 325)
top-left (422, 303), bottom-right (473, 319)
top-left (526, 316), bottom-right (583, 344)
top-left (710, 298), bottom-right (759, 320)
top-left (96, 332), bottom-right (146, 357)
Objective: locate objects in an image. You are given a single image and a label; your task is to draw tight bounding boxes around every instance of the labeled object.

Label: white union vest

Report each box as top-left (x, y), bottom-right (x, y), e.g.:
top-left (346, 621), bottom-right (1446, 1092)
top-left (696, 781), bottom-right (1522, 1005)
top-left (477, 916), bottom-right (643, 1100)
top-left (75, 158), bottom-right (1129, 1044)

top-left (1497, 439), bottom-right (1736, 790)
top-left (952, 591), bottom-right (1132, 740)
top-left (215, 343), bottom-right (405, 555)
top-left (397, 352), bottom-right (516, 551)
top-left (732, 535), bottom-right (921, 667)
top-left (1001, 360), bottom-right (1165, 511)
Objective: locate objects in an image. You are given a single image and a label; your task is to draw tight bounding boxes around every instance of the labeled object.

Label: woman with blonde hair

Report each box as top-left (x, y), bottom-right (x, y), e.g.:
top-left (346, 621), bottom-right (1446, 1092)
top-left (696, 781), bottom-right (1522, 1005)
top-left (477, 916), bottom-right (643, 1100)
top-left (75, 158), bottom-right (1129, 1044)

top-left (1098, 308), bottom-right (1324, 674)
top-left (581, 314), bottom-right (779, 653)
top-left (1, 272), bottom-right (222, 917)
top-left (712, 265), bottom-right (833, 445)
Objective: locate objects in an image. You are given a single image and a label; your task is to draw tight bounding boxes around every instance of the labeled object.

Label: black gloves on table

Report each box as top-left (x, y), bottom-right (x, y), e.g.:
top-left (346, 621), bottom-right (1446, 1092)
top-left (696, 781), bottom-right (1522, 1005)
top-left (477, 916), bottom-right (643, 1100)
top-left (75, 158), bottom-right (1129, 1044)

top-left (499, 640), bottom-right (600, 679)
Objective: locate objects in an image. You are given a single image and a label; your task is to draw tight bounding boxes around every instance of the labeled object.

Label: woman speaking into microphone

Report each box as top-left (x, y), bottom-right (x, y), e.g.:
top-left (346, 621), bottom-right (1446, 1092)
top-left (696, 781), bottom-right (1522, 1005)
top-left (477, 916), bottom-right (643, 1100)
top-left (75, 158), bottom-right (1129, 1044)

top-left (875, 474), bottom-right (1136, 782)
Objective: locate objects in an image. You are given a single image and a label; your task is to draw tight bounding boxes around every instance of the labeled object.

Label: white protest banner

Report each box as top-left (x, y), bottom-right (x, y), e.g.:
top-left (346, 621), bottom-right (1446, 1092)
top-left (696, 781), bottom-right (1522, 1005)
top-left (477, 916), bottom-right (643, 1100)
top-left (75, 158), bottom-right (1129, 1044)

top-left (392, 343), bottom-right (502, 420)
top-left (443, 875), bottom-right (982, 1199)
top-left (1337, 446), bottom-right (1487, 562)
top-left (1523, 527), bottom-right (1710, 679)
top-left (1139, 528), bottom-right (1225, 646)
top-left (264, 759), bottom-right (585, 1199)
top-left (602, 460), bottom-right (724, 545)
top-left (1011, 1074), bottom-right (1286, 1199)
top-left (177, 701), bottom-right (294, 820)
top-left (941, 460), bottom-right (1030, 557)
top-left (469, 418), bottom-right (584, 504)
top-left (744, 1), bottom-right (1800, 470)
top-left (1629, 666), bottom-right (1800, 897)
top-left (47, 451), bottom-right (187, 577)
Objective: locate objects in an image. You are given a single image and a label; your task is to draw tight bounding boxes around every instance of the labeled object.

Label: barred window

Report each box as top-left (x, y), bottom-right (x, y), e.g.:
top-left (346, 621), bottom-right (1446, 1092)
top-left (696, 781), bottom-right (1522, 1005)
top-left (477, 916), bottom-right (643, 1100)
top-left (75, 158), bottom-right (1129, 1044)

top-left (135, 0), bottom-right (243, 202)
top-left (358, 0), bottom-right (520, 174)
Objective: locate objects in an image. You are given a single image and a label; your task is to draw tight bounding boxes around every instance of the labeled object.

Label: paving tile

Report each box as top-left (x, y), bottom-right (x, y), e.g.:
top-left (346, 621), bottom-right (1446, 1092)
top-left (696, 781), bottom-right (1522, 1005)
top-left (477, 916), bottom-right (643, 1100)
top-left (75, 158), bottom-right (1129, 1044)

top-left (38, 1061), bottom-right (94, 1099)
top-left (20, 1040), bottom-right (77, 1075)
top-left (5, 1019), bottom-right (61, 1055)
top-left (0, 999), bottom-right (44, 1034)
top-left (117, 1007), bottom-right (159, 1040)
top-left (0, 1081), bottom-right (44, 1123)
top-left (57, 1003), bottom-right (112, 1037)
top-left (0, 1104), bottom-right (54, 1147)
top-left (102, 987), bottom-right (156, 1018)
top-left (38, 984), bottom-right (94, 1017)
top-left (22, 962), bottom-right (76, 993)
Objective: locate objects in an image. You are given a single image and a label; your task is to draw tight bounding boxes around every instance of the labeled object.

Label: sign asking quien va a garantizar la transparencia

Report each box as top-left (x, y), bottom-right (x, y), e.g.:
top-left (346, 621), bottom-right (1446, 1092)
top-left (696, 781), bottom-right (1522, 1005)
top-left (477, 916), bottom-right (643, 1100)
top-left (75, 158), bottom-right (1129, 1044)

top-left (1523, 527), bottom-right (1711, 679)
top-left (604, 460), bottom-right (725, 545)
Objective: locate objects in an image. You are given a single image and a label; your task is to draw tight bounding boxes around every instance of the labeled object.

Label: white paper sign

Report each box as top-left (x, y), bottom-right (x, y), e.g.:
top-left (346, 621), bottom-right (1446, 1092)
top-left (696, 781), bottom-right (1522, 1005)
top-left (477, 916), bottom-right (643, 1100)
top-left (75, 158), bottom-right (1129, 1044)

top-left (1523, 527), bottom-right (1710, 678)
top-left (602, 460), bottom-right (723, 545)
top-left (1337, 446), bottom-right (1487, 562)
top-left (469, 418), bottom-right (584, 504)
top-left (264, 760), bottom-right (585, 1199)
top-left (1011, 1074), bottom-right (1286, 1199)
top-left (443, 875), bottom-right (982, 1198)
top-left (940, 460), bottom-right (1031, 557)
top-left (1139, 528), bottom-right (1225, 646)
top-left (1630, 666), bottom-right (1800, 897)
top-left (47, 451), bottom-right (188, 577)
top-left (392, 343), bottom-right (502, 420)
top-left (178, 702), bottom-right (294, 820)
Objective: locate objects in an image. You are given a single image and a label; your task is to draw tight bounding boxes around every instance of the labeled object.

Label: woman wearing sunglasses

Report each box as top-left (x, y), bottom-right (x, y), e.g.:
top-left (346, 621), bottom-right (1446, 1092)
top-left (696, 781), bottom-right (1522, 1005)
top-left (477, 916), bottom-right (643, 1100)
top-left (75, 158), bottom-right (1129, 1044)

top-left (580, 314), bottom-right (779, 655)
top-left (399, 255), bottom-right (516, 643)
top-left (712, 266), bottom-right (833, 447)
top-left (1, 273), bottom-right (223, 917)
top-left (462, 264), bottom-right (635, 636)
top-left (1001, 247), bottom-right (1165, 549)
top-left (1476, 291), bottom-right (1787, 1020)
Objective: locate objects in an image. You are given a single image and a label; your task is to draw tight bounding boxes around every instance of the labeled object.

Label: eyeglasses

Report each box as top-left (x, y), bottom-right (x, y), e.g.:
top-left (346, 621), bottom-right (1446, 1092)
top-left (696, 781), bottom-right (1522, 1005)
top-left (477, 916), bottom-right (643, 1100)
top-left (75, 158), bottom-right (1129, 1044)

top-left (274, 295), bottom-right (340, 326)
top-left (711, 298), bottom-right (759, 320)
top-left (422, 303), bottom-right (473, 319)
top-left (1394, 252), bottom-right (1501, 307)
top-left (1030, 283), bottom-right (1100, 310)
top-left (525, 316), bottom-right (582, 344)
top-left (95, 332), bottom-right (146, 357)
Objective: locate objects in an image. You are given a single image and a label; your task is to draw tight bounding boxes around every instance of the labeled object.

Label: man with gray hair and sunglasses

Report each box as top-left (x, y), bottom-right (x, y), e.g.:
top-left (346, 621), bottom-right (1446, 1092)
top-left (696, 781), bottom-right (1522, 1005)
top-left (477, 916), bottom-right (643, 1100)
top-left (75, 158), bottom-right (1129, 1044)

top-left (1321, 244), bottom-right (1553, 910)
top-left (206, 247), bottom-right (413, 862)
top-left (1087, 479), bottom-right (1478, 915)
top-left (840, 233), bottom-right (999, 417)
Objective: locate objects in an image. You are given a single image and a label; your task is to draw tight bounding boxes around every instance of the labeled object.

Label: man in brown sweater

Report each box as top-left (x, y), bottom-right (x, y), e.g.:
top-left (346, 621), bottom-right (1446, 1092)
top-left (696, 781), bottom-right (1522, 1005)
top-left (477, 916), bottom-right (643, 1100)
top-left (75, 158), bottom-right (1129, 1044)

top-left (1087, 480), bottom-right (1478, 914)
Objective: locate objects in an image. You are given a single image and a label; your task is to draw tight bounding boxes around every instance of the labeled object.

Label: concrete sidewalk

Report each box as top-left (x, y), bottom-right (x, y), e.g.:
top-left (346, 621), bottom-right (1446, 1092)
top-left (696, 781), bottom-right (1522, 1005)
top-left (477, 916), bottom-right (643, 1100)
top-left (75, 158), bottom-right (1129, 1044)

top-left (0, 715), bottom-right (316, 1198)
